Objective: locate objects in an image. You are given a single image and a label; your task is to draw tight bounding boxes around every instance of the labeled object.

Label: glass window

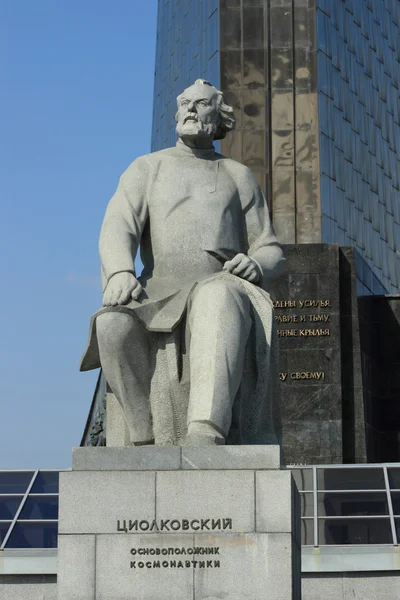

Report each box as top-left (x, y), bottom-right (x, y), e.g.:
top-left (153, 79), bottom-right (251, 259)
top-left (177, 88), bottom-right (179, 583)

top-left (388, 468), bottom-right (400, 489)
top-left (6, 522), bottom-right (58, 549)
top-left (318, 518), bottom-right (393, 545)
top-left (31, 472), bottom-right (59, 494)
top-left (301, 493), bottom-right (314, 517)
top-left (290, 469), bottom-right (313, 491)
top-left (19, 496), bottom-right (59, 520)
top-left (317, 468), bottom-right (385, 490)
top-left (317, 492), bottom-right (389, 517)
top-left (0, 472), bottom-right (34, 494)
top-left (390, 491), bottom-right (400, 515)
top-left (0, 522), bottom-right (11, 545)
top-left (301, 518), bottom-right (314, 545)
top-left (0, 496), bottom-right (23, 520)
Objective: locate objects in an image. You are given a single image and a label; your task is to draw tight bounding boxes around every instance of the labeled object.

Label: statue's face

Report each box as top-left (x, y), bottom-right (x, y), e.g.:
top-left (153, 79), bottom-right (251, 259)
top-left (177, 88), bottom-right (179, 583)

top-left (176, 83), bottom-right (219, 142)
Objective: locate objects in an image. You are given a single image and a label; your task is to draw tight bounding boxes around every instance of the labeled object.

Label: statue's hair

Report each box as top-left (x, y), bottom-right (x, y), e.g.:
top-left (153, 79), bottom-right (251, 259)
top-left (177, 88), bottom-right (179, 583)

top-left (176, 79), bottom-right (236, 140)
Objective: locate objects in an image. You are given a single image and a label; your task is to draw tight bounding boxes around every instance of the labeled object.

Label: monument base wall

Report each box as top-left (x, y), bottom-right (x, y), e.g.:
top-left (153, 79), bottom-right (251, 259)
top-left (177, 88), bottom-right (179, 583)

top-left (2, 556), bottom-right (400, 599)
top-left (57, 446), bottom-right (301, 600)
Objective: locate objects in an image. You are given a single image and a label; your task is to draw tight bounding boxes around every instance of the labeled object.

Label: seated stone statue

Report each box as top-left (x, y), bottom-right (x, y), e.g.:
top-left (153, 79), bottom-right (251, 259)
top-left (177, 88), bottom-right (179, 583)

top-left (80, 79), bottom-right (285, 446)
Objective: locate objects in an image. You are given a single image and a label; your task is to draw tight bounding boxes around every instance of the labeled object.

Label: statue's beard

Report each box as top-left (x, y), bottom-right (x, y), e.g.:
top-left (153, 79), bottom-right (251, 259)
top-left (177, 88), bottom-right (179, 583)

top-left (176, 120), bottom-right (217, 141)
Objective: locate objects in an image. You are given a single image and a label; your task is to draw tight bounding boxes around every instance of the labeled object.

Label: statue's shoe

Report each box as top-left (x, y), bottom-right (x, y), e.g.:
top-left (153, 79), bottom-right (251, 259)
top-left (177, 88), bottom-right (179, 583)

top-left (184, 423), bottom-right (225, 446)
top-left (183, 432), bottom-right (225, 446)
top-left (131, 439), bottom-right (155, 446)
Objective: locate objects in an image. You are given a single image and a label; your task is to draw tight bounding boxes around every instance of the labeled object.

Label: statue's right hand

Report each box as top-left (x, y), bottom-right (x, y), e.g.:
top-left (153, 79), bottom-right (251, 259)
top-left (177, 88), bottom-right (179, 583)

top-left (102, 272), bottom-right (142, 306)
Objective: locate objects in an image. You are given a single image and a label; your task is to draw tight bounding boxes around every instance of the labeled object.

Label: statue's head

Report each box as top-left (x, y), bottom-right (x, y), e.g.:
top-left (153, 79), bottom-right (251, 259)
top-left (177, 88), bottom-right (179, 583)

top-left (175, 79), bottom-right (236, 145)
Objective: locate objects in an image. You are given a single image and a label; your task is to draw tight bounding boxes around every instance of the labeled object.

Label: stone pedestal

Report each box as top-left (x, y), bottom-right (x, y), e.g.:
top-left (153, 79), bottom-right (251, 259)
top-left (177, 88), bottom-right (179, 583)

top-left (57, 446), bottom-right (301, 600)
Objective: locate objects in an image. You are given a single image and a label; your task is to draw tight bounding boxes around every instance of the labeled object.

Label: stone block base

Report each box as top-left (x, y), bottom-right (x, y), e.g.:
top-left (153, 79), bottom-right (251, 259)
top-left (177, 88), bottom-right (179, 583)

top-left (57, 446), bottom-right (301, 600)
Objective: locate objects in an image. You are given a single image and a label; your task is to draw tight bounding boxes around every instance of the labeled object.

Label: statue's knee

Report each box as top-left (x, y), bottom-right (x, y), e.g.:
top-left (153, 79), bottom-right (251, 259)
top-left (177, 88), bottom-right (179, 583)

top-left (96, 312), bottom-right (134, 348)
top-left (194, 279), bottom-right (229, 300)
top-left (193, 278), bottom-right (242, 307)
top-left (190, 278), bottom-right (251, 327)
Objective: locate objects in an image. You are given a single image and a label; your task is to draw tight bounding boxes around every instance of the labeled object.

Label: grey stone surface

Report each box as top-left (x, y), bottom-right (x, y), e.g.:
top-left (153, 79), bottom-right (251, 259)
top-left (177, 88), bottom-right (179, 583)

top-left (105, 392), bottom-right (129, 447)
top-left (3, 569), bottom-right (400, 600)
top-left (256, 471), bottom-right (300, 542)
top-left (194, 533), bottom-right (297, 600)
top-left (342, 573), bottom-right (400, 600)
top-left (73, 445), bottom-right (281, 471)
top-left (58, 471), bottom-right (155, 534)
top-left (57, 461), bottom-right (301, 599)
top-left (269, 533), bottom-right (301, 600)
top-left (81, 532), bottom-right (298, 600)
top-left (96, 534), bottom-right (194, 600)
top-left (302, 574), bottom-right (343, 600)
top-left (0, 576), bottom-right (57, 600)
top-left (156, 470), bottom-right (255, 533)
top-left (80, 79), bottom-right (284, 449)
top-left (181, 444), bottom-right (281, 469)
top-left (302, 573), bottom-right (400, 600)
top-left (57, 535), bottom-right (95, 600)
top-left (72, 446), bottom-right (181, 470)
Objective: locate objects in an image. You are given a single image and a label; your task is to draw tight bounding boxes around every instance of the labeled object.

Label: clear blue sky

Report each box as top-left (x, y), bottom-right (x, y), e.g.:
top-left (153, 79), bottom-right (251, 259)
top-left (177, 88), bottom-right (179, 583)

top-left (0, 1), bottom-right (158, 468)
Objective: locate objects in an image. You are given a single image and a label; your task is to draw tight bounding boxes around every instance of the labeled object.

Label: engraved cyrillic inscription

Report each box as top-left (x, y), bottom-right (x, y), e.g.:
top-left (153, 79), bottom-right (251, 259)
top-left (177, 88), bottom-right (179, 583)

top-left (117, 518), bottom-right (232, 533)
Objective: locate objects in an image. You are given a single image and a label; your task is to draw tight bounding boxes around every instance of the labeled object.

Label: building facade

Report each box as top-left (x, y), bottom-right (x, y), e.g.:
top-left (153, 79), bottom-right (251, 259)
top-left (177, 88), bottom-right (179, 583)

top-left (151, 0), bottom-right (400, 293)
top-left (2, 465), bottom-right (400, 599)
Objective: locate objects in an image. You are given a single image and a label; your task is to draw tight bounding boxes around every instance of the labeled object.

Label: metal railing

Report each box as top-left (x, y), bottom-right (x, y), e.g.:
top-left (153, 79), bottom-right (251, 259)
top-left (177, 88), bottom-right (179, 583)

top-left (290, 463), bottom-right (400, 546)
top-left (2, 464), bottom-right (400, 549)
top-left (0, 469), bottom-right (65, 550)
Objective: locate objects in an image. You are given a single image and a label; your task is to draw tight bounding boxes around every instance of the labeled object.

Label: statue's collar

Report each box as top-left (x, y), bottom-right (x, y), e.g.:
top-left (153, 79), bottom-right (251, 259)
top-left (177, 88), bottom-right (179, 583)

top-left (176, 140), bottom-right (216, 158)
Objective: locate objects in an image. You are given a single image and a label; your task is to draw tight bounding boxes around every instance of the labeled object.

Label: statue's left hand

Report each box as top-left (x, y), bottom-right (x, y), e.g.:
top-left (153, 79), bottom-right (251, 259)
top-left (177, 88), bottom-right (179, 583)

top-left (223, 253), bottom-right (261, 283)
